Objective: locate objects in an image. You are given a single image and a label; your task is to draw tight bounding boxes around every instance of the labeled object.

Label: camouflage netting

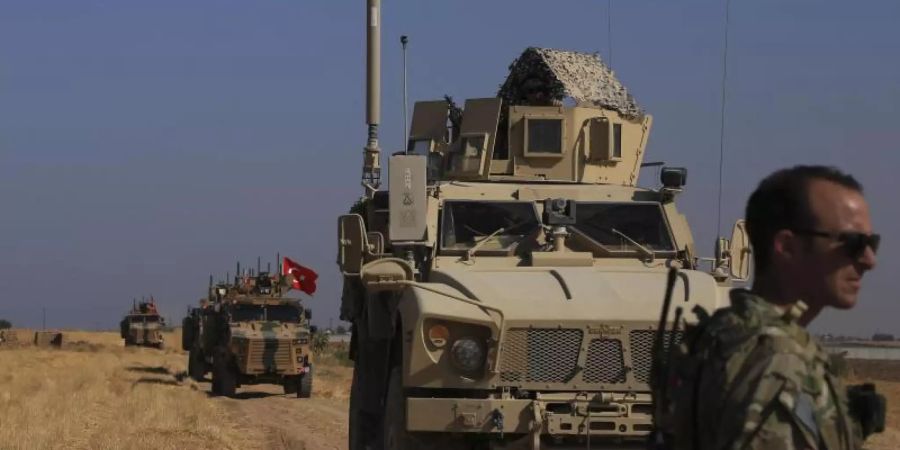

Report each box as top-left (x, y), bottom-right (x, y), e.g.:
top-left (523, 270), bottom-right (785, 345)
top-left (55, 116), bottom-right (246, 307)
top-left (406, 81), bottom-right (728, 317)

top-left (498, 47), bottom-right (644, 119)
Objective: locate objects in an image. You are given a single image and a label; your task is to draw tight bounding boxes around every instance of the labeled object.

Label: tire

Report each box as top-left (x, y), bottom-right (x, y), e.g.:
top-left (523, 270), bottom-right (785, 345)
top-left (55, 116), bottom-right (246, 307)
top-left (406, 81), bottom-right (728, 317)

top-left (283, 377), bottom-right (298, 395)
top-left (213, 352), bottom-right (237, 397)
top-left (188, 349), bottom-right (206, 382)
top-left (349, 354), bottom-right (383, 449)
top-left (383, 366), bottom-right (414, 450)
top-left (349, 365), bottom-right (365, 450)
top-left (298, 365), bottom-right (313, 398)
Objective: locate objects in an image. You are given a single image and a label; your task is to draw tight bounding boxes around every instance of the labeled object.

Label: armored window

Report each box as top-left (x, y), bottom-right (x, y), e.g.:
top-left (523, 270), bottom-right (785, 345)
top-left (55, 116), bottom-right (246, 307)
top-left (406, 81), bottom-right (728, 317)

top-left (440, 201), bottom-right (540, 254)
top-left (588, 118), bottom-right (623, 161)
top-left (613, 124), bottom-right (622, 159)
top-left (407, 139), bottom-right (433, 156)
top-left (461, 135), bottom-right (486, 157)
top-left (264, 305), bottom-right (302, 323)
top-left (571, 202), bottom-right (675, 254)
top-left (231, 305), bottom-right (265, 322)
top-left (524, 118), bottom-right (563, 156)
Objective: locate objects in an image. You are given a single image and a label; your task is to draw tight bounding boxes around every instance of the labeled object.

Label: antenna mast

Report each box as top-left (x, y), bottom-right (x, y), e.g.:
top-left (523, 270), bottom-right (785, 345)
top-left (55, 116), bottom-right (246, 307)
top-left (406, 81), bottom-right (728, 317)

top-left (716, 0), bottom-right (732, 237)
top-left (401, 35), bottom-right (409, 153)
top-left (362, 0), bottom-right (383, 194)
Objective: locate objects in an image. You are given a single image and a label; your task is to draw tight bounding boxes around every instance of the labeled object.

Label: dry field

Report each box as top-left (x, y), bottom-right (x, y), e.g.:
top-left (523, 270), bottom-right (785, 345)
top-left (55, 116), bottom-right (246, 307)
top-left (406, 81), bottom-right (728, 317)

top-left (2, 329), bottom-right (898, 450)
top-left (849, 360), bottom-right (900, 450)
top-left (0, 330), bottom-right (352, 450)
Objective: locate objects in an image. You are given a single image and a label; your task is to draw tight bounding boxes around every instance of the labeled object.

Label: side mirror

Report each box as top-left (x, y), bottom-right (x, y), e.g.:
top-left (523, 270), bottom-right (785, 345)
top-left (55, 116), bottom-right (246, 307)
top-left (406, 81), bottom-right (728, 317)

top-left (729, 220), bottom-right (752, 281)
top-left (360, 258), bottom-right (414, 292)
top-left (304, 309), bottom-right (312, 320)
top-left (338, 214), bottom-right (367, 275)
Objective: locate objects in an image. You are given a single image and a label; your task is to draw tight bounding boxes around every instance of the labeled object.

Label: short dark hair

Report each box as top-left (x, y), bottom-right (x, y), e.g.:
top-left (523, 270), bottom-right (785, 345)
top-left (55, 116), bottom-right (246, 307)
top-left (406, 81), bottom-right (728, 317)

top-left (745, 165), bottom-right (863, 273)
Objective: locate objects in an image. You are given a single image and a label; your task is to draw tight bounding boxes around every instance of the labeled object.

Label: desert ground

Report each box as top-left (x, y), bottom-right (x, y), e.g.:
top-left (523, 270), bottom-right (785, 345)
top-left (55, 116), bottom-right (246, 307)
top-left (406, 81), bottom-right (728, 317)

top-left (0, 329), bottom-right (898, 450)
top-left (0, 329), bottom-right (351, 450)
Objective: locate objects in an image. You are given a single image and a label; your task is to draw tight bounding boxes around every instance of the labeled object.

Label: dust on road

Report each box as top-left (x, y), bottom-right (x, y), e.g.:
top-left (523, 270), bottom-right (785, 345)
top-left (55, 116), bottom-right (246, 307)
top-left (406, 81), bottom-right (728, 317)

top-left (199, 380), bottom-right (350, 450)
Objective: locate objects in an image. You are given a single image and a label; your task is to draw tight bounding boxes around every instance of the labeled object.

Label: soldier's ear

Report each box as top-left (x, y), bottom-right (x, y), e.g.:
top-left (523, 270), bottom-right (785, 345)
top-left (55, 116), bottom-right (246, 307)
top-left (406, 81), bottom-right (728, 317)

top-left (772, 229), bottom-right (800, 263)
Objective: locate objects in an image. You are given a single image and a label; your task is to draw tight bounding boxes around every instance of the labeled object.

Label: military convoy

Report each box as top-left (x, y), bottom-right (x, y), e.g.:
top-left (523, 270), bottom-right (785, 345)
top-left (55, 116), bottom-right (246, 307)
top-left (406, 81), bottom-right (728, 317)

top-left (181, 266), bottom-right (315, 398)
top-left (337, 2), bottom-right (752, 448)
top-left (119, 299), bottom-right (165, 349)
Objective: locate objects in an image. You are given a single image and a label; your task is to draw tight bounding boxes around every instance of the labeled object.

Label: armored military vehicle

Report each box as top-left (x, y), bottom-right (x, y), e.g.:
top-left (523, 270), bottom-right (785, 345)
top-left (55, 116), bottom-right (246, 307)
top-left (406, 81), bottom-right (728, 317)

top-left (337, 2), bottom-right (753, 448)
top-left (181, 268), bottom-right (314, 398)
top-left (120, 299), bottom-right (165, 349)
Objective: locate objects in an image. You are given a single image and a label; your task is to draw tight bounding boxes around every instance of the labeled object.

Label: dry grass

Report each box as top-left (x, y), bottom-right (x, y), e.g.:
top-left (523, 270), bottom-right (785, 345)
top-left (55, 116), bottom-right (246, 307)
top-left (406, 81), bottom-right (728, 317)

top-left (312, 342), bottom-right (353, 400)
top-left (0, 330), bottom-right (260, 450)
top-left (848, 360), bottom-right (900, 450)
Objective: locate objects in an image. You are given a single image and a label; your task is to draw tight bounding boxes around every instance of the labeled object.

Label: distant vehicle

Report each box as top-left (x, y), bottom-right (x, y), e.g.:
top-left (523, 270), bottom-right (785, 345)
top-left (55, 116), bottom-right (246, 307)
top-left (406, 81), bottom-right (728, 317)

top-left (182, 262), bottom-right (316, 398)
top-left (119, 299), bottom-right (165, 349)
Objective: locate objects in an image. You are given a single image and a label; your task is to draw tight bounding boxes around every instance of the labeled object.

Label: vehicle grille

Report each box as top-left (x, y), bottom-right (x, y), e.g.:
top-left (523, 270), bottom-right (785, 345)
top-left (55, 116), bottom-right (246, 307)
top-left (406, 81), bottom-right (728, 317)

top-left (247, 339), bottom-right (293, 372)
top-left (499, 328), bottom-right (583, 383)
top-left (583, 338), bottom-right (626, 383)
top-left (628, 330), bottom-right (683, 384)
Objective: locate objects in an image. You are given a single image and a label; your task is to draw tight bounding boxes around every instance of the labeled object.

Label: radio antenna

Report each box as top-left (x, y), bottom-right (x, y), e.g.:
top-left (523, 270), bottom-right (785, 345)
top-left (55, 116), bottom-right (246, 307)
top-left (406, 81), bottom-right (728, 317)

top-left (716, 0), bottom-right (732, 237)
top-left (607, 0), bottom-right (613, 66)
top-left (401, 35), bottom-right (410, 153)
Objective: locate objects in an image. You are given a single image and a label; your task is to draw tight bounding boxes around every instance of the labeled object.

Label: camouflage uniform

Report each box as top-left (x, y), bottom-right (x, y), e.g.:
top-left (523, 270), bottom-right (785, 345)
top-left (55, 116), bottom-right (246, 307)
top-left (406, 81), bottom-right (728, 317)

top-left (665, 289), bottom-right (861, 450)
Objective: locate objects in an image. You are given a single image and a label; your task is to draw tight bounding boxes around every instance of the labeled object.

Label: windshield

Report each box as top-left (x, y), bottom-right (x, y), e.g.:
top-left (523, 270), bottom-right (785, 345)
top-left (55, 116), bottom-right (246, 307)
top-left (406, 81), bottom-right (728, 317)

top-left (572, 202), bottom-right (675, 252)
top-left (129, 316), bottom-right (159, 323)
top-left (230, 304), bottom-right (301, 323)
top-left (440, 201), bottom-right (541, 252)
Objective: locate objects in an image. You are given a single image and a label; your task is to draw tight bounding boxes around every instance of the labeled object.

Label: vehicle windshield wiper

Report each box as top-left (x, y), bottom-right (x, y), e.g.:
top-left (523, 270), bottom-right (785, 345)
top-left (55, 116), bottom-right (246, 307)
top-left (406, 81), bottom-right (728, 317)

top-left (464, 220), bottom-right (533, 261)
top-left (610, 228), bottom-right (655, 262)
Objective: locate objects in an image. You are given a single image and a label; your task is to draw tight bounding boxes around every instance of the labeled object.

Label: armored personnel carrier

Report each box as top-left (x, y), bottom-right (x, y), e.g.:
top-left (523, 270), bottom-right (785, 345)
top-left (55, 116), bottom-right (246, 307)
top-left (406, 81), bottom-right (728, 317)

top-left (120, 299), bottom-right (165, 349)
top-left (338, 2), bottom-right (753, 448)
top-left (181, 268), bottom-right (315, 398)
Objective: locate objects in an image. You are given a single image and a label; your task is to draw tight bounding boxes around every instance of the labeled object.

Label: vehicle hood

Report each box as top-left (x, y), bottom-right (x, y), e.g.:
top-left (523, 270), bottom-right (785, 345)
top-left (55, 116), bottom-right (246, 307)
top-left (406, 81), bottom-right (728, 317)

top-left (230, 322), bottom-right (308, 339)
top-left (422, 267), bottom-right (727, 322)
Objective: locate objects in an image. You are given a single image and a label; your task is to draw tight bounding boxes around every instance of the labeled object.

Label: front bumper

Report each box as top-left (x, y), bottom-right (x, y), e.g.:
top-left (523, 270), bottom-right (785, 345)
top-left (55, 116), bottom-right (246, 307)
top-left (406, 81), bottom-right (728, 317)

top-left (407, 392), bottom-right (652, 438)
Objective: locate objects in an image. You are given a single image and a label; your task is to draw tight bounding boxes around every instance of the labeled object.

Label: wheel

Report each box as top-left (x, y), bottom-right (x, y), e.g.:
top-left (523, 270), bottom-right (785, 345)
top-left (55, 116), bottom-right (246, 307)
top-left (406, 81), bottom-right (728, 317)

top-left (383, 366), bottom-right (414, 449)
top-left (349, 354), bottom-right (383, 449)
top-left (349, 364), bottom-right (365, 449)
top-left (298, 365), bottom-right (313, 398)
top-left (283, 377), bottom-right (298, 395)
top-left (188, 349), bottom-right (206, 382)
top-left (212, 352), bottom-right (237, 397)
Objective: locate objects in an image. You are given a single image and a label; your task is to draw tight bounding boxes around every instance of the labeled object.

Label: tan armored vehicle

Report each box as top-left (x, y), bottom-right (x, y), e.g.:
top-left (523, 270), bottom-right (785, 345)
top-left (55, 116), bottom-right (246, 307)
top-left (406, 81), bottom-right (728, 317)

top-left (182, 269), bottom-right (315, 398)
top-left (0, 329), bottom-right (18, 345)
top-left (33, 331), bottom-right (64, 348)
top-left (120, 299), bottom-right (165, 349)
top-left (338, 2), bottom-right (752, 448)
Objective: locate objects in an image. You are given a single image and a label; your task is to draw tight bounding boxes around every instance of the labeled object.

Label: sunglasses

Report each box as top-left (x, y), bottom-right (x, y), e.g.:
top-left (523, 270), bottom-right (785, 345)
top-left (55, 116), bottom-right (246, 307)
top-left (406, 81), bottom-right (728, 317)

top-left (791, 229), bottom-right (881, 258)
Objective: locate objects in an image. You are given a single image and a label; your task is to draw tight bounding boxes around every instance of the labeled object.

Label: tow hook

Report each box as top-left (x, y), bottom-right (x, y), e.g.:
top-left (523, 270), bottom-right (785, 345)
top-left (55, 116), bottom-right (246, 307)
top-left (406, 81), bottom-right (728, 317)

top-left (491, 409), bottom-right (504, 439)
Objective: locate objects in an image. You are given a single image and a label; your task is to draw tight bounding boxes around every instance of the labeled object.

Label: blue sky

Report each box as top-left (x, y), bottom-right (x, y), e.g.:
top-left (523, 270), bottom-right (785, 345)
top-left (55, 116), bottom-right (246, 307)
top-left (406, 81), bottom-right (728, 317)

top-left (1, 0), bottom-right (898, 335)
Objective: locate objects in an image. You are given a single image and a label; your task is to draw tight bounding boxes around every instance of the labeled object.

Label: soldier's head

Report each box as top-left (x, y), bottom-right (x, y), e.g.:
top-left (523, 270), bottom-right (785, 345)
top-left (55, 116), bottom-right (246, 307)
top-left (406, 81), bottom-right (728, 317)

top-left (746, 165), bottom-right (878, 312)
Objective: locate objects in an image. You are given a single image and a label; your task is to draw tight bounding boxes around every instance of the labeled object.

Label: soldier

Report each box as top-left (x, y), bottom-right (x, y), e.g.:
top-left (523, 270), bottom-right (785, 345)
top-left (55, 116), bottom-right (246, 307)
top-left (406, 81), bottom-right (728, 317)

top-left (663, 165), bottom-right (882, 449)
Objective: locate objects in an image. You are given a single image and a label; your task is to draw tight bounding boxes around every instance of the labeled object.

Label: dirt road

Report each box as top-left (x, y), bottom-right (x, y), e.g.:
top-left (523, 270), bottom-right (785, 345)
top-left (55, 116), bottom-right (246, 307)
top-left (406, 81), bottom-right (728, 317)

top-left (198, 380), bottom-right (350, 450)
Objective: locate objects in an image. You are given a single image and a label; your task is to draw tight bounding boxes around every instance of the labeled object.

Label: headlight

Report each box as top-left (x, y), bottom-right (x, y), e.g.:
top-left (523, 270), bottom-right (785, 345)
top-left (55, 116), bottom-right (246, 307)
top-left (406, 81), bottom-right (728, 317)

top-left (450, 337), bottom-right (485, 373)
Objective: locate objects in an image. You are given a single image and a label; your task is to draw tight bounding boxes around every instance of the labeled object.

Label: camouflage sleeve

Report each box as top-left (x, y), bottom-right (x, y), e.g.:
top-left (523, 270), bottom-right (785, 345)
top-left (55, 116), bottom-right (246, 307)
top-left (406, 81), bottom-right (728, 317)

top-left (712, 339), bottom-right (822, 450)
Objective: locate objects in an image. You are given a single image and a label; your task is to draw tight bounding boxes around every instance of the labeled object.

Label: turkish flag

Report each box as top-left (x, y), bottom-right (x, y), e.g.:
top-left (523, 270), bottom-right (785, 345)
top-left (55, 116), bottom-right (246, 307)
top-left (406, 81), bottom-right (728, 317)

top-left (282, 257), bottom-right (318, 295)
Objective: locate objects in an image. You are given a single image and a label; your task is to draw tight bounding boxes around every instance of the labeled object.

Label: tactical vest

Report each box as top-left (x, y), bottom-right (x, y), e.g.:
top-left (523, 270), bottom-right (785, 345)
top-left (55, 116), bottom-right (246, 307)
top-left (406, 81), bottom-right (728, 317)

top-left (660, 290), bottom-right (861, 450)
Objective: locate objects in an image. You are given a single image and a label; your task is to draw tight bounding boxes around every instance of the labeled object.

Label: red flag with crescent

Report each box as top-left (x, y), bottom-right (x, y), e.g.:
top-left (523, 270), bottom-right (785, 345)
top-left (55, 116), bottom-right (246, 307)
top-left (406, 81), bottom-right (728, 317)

top-left (282, 257), bottom-right (318, 295)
